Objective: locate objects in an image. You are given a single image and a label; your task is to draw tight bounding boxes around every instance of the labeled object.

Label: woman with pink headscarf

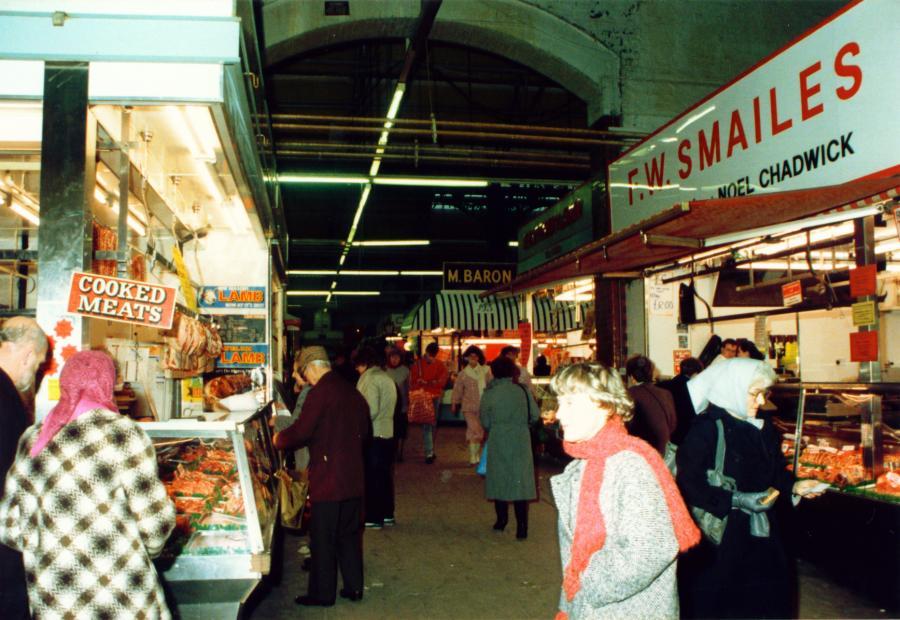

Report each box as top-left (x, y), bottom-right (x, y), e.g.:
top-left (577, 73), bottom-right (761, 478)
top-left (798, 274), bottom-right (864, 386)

top-left (0, 350), bottom-right (175, 619)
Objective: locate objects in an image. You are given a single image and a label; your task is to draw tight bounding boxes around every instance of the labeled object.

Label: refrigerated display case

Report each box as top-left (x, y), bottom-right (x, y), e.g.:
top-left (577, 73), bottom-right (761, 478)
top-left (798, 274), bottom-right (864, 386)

top-left (770, 383), bottom-right (900, 503)
top-left (140, 404), bottom-right (278, 619)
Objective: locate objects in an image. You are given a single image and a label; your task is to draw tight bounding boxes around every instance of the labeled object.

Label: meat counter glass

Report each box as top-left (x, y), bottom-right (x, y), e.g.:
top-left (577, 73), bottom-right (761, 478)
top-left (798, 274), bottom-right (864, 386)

top-left (140, 404), bottom-right (278, 619)
top-left (769, 382), bottom-right (900, 503)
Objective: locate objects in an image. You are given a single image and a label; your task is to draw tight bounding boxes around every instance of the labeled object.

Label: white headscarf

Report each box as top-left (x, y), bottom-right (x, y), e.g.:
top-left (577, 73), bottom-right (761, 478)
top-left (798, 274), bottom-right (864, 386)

top-left (687, 358), bottom-right (776, 425)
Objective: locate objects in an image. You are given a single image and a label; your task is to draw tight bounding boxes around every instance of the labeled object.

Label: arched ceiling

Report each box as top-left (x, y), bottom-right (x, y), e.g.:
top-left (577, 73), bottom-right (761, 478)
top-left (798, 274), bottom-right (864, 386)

top-left (261, 0), bottom-right (629, 334)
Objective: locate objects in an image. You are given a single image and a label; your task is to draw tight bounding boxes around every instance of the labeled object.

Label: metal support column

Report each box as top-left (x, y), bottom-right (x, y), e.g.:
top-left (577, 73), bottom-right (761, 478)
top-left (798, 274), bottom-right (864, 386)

top-left (35, 62), bottom-right (94, 420)
top-left (854, 216), bottom-right (883, 478)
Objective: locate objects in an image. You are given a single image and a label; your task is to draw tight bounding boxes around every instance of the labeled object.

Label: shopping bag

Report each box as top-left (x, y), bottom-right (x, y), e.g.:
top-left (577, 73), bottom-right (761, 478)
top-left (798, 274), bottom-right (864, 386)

top-left (688, 419), bottom-right (735, 546)
top-left (408, 388), bottom-right (436, 425)
top-left (276, 468), bottom-right (308, 530)
top-left (476, 444), bottom-right (488, 476)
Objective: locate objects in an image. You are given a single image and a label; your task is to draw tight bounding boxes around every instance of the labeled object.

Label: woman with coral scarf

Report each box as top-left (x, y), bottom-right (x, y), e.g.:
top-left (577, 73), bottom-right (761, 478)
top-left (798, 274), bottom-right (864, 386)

top-left (550, 363), bottom-right (699, 619)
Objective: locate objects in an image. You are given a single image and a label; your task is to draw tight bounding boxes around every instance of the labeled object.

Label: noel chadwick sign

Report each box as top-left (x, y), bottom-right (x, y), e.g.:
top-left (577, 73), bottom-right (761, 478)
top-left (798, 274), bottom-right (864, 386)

top-left (67, 272), bottom-right (177, 329)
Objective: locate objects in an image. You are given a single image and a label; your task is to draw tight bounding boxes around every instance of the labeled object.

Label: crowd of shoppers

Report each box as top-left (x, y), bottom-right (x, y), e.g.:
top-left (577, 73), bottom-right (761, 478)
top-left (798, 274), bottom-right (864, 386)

top-left (0, 321), bottom-right (830, 618)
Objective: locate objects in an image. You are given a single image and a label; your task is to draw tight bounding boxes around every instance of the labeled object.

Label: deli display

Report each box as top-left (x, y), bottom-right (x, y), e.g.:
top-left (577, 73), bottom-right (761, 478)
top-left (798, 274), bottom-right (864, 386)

top-left (141, 405), bottom-right (278, 619)
top-left (770, 383), bottom-right (900, 504)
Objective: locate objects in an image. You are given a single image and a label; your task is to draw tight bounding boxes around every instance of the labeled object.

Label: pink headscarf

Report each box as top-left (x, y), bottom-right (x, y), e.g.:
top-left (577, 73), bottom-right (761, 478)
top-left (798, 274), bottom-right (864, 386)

top-left (30, 350), bottom-right (118, 457)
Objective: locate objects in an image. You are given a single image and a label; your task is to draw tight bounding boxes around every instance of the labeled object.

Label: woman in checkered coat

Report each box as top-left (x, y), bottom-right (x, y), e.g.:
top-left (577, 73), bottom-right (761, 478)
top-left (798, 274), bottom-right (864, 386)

top-left (0, 351), bottom-right (175, 620)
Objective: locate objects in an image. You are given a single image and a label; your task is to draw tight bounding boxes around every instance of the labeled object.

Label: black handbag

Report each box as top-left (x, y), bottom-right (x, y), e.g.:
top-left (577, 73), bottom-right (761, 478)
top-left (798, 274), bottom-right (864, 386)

top-left (689, 418), bottom-right (736, 545)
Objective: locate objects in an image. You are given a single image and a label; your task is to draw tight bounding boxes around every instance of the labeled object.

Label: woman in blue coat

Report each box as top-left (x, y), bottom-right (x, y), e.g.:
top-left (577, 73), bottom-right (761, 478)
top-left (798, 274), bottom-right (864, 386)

top-left (480, 355), bottom-right (539, 539)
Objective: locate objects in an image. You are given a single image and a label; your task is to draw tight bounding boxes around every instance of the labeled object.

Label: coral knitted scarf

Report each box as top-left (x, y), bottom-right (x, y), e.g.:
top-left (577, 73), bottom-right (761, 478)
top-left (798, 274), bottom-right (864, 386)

top-left (557, 416), bottom-right (699, 616)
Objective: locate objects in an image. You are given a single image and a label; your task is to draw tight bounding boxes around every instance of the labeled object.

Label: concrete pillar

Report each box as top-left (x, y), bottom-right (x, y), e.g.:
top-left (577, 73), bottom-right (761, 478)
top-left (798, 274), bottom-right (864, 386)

top-left (35, 61), bottom-right (94, 420)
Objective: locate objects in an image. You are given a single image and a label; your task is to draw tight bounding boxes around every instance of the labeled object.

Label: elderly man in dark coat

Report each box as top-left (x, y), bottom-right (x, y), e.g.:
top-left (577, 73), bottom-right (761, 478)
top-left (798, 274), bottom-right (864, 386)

top-left (0, 317), bottom-right (48, 618)
top-left (274, 346), bottom-right (371, 607)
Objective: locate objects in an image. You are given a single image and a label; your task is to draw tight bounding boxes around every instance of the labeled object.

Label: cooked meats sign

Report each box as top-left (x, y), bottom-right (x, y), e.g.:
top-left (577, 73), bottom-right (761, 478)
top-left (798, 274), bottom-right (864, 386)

top-left (607, 0), bottom-right (899, 231)
top-left (67, 272), bottom-right (177, 329)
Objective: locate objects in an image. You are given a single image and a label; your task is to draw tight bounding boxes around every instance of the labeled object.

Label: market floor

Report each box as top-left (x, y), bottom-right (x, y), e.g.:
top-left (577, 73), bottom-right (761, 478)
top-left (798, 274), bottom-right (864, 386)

top-left (243, 425), bottom-right (888, 620)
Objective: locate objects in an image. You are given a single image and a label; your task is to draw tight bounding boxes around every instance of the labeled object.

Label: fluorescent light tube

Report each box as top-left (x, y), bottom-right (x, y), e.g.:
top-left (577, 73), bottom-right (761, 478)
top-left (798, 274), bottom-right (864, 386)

top-left (338, 254), bottom-right (347, 266)
top-left (400, 270), bottom-right (443, 276)
top-left (287, 291), bottom-right (330, 296)
top-left (386, 85), bottom-right (405, 120)
top-left (9, 199), bottom-right (39, 225)
top-left (373, 177), bottom-right (488, 188)
top-left (339, 270), bottom-right (400, 276)
top-left (368, 158), bottom-right (382, 177)
top-left (287, 270), bottom-right (339, 276)
top-left (352, 240), bottom-right (430, 247)
top-left (278, 174), bottom-right (369, 184)
top-left (333, 291), bottom-right (381, 296)
top-left (508, 241), bottom-right (519, 247)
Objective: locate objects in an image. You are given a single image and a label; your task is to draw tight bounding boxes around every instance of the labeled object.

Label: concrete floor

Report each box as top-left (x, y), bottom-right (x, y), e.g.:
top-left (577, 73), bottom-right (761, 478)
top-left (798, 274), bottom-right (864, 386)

top-left (245, 425), bottom-right (888, 620)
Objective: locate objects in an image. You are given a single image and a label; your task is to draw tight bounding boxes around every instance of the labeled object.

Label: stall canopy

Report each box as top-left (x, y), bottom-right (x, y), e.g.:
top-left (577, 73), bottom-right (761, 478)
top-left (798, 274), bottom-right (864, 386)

top-left (486, 175), bottom-right (900, 296)
top-left (401, 292), bottom-right (589, 333)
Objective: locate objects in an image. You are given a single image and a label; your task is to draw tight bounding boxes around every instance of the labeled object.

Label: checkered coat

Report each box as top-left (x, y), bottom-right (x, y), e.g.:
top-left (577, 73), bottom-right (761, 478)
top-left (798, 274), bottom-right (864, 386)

top-left (0, 408), bottom-right (175, 620)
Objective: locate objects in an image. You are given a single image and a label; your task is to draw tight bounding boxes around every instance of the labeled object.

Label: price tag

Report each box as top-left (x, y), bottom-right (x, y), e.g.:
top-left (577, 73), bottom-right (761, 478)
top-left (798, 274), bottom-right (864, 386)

top-left (851, 300), bottom-right (876, 326)
top-left (849, 330), bottom-right (878, 362)
top-left (649, 283), bottom-right (674, 316)
top-left (781, 281), bottom-right (802, 306)
top-left (849, 265), bottom-right (877, 298)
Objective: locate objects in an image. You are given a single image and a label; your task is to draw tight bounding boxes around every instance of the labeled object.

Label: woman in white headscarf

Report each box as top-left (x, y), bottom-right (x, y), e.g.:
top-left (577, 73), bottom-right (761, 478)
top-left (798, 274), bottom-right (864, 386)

top-left (676, 358), bottom-right (821, 619)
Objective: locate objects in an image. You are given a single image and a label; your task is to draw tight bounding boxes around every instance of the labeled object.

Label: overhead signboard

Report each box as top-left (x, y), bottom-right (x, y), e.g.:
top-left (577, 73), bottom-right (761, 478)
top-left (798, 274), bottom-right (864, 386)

top-left (517, 179), bottom-right (599, 273)
top-left (67, 272), bottom-right (177, 329)
top-left (608, 0), bottom-right (900, 232)
top-left (199, 286), bottom-right (266, 310)
top-left (443, 262), bottom-right (515, 291)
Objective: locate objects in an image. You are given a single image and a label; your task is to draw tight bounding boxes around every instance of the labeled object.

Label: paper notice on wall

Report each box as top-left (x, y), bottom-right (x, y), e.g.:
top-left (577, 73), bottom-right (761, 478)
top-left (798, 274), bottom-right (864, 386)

top-left (649, 283), bottom-right (674, 316)
top-left (754, 314), bottom-right (768, 353)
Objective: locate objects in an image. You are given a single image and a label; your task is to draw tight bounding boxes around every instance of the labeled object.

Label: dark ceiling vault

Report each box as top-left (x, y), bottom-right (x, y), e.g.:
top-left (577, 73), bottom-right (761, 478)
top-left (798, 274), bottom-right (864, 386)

top-left (262, 1), bottom-right (634, 332)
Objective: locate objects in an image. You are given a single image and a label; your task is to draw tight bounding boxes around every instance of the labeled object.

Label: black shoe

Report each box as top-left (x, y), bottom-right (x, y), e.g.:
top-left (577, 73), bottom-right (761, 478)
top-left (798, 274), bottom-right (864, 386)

top-left (516, 527), bottom-right (528, 540)
top-left (340, 588), bottom-right (364, 602)
top-left (301, 557), bottom-right (311, 571)
top-left (492, 520), bottom-right (507, 531)
top-left (295, 595), bottom-right (334, 607)
top-left (425, 455), bottom-right (435, 464)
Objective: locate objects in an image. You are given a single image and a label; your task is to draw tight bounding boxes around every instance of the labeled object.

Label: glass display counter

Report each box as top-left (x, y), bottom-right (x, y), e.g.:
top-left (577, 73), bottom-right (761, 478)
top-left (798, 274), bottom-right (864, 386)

top-left (769, 383), bottom-right (900, 504)
top-left (141, 404), bottom-right (278, 619)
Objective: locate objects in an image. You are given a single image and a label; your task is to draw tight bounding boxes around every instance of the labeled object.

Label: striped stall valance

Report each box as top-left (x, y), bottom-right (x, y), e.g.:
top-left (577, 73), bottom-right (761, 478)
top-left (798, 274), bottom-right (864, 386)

top-left (435, 292), bottom-right (520, 331)
top-left (532, 298), bottom-right (594, 333)
top-left (400, 298), bottom-right (433, 333)
top-left (402, 293), bottom-right (595, 333)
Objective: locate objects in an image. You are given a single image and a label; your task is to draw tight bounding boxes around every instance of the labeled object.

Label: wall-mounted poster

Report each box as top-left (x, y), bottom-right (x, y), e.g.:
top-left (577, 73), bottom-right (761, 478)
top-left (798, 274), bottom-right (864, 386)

top-left (199, 286), bottom-right (267, 310)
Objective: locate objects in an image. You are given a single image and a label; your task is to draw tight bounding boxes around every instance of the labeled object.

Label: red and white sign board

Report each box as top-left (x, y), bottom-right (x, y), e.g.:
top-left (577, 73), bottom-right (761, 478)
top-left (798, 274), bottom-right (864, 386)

top-left (781, 281), bottom-right (803, 306)
top-left (67, 272), bottom-right (177, 329)
top-left (608, 0), bottom-right (900, 231)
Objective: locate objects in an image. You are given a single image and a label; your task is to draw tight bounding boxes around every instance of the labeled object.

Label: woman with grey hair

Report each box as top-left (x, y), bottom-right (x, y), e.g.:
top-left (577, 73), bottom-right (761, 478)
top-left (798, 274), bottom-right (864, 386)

top-left (677, 358), bottom-right (823, 619)
top-left (550, 363), bottom-right (699, 619)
